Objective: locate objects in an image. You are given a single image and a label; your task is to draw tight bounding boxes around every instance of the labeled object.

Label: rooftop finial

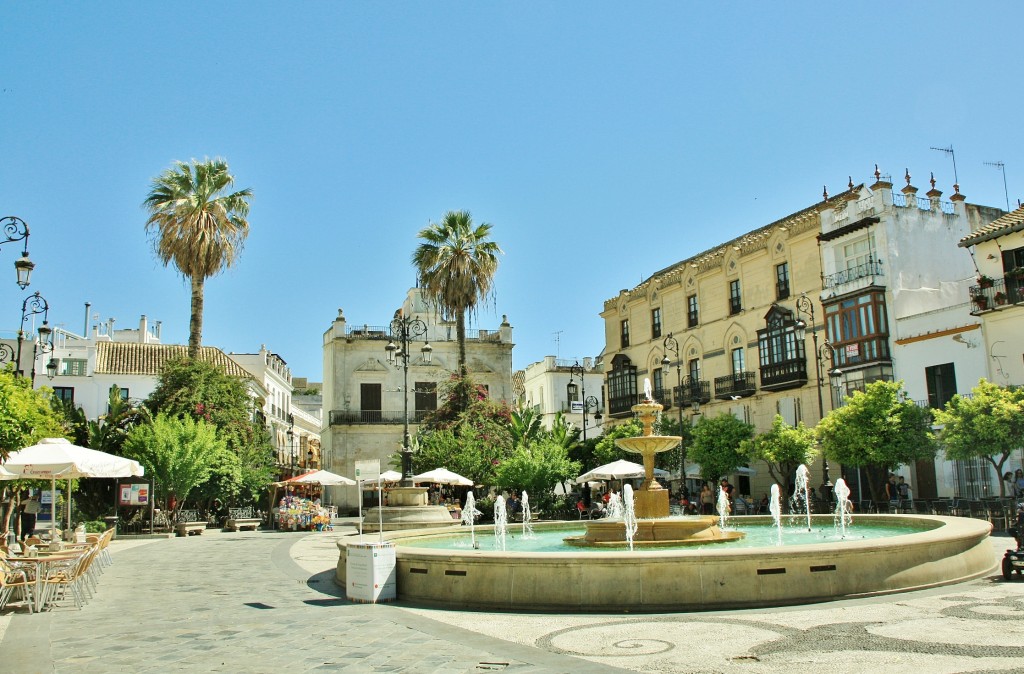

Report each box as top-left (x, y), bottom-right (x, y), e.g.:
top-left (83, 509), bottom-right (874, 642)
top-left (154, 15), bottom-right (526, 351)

top-left (930, 172), bottom-right (936, 189)
top-left (905, 168), bottom-right (911, 185)
top-left (823, 185), bottom-right (829, 201)
top-left (874, 164), bottom-right (881, 181)
top-left (848, 176), bottom-right (854, 191)
top-left (954, 183), bottom-right (960, 194)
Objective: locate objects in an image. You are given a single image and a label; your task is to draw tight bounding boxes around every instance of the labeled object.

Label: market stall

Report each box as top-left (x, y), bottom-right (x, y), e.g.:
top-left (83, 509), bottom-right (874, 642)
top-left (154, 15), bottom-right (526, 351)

top-left (271, 470), bottom-right (355, 531)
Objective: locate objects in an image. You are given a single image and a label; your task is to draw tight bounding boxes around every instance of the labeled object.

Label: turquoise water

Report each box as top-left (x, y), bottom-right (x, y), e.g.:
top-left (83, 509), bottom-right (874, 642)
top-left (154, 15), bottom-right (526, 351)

top-left (397, 520), bottom-right (925, 553)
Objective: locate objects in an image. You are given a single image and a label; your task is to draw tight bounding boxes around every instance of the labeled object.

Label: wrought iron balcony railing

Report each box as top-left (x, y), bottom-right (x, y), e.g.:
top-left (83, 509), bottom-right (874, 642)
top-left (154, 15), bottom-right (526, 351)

top-left (328, 409), bottom-right (433, 426)
top-left (714, 371), bottom-right (757, 400)
top-left (823, 257), bottom-right (884, 289)
top-left (760, 357), bottom-right (809, 391)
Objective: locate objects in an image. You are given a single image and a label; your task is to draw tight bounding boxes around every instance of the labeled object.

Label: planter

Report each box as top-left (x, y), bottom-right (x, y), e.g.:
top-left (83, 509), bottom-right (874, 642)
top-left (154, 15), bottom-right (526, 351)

top-left (995, 293), bottom-right (1008, 305)
top-left (973, 298), bottom-right (990, 311)
top-left (978, 277), bottom-right (994, 289)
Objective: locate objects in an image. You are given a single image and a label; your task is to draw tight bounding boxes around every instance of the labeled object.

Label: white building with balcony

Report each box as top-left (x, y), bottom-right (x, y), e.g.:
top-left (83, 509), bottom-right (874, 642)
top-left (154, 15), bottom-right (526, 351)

top-left (517, 355), bottom-right (605, 439)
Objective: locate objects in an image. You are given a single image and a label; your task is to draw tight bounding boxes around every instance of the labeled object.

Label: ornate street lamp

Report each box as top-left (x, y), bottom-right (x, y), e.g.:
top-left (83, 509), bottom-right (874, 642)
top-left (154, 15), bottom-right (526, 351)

top-left (16, 291), bottom-right (53, 384)
top-left (1, 216), bottom-right (35, 289)
top-left (568, 361), bottom-right (602, 443)
top-left (794, 293), bottom-right (839, 502)
top-left (385, 313), bottom-right (431, 487)
top-left (661, 332), bottom-right (686, 481)
top-left (286, 413), bottom-right (295, 476)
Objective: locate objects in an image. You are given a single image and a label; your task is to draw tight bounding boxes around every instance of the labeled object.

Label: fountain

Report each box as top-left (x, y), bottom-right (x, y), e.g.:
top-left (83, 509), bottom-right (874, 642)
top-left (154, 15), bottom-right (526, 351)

top-left (769, 484), bottom-right (782, 545)
top-left (493, 495), bottom-right (507, 551)
top-left (460, 491), bottom-right (482, 548)
top-left (793, 464), bottom-right (812, 531)
top-left (520, 490), bottom-right (534, 539)
top-left (622, 484), bottom-right (638, 551)
top-left (834, 478), bottom-right (852, 538)
top-left (566, 385), bottom-right (743, 546)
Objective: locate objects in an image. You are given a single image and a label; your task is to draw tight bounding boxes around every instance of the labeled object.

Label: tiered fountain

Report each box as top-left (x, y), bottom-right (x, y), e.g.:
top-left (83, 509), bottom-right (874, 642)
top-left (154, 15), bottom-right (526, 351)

top-left (567, 390), bottom-right (743, 546)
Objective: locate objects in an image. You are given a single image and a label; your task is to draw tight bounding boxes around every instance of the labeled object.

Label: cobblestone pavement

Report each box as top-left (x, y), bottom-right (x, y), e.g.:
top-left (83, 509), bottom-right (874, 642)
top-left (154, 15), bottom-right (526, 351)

top-left (2, 526), bottom-right (1023, 673)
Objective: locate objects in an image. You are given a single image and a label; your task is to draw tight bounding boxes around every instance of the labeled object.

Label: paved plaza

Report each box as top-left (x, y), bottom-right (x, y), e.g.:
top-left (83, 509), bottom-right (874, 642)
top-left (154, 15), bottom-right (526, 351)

top-left (2, 523), bottom-right (1023, 673)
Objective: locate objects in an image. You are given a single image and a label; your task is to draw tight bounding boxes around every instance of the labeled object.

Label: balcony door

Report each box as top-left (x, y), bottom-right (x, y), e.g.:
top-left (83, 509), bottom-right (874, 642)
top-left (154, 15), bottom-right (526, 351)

top-left (360, 383), bottom-right (382, 422)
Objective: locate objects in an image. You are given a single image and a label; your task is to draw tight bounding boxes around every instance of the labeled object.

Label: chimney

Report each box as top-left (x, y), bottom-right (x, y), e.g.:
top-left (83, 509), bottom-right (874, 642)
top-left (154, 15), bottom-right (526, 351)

top-left (83, 302), bottom-right (91, 336)
top-left (139, 315), bottom-right (148, 343)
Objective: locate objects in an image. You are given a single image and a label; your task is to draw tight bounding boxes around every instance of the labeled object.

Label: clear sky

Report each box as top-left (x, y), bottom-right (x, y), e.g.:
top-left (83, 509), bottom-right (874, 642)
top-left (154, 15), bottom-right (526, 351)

top-left (2, 3), bottom-right (1021, 382)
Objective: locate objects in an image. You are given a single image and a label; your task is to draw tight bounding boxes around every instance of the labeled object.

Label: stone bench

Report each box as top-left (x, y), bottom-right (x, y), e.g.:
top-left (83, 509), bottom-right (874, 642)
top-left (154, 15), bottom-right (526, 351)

top-left (174, 521), bottom-right (207, 537)
top-left (224, 518), bottom-right (261, 532)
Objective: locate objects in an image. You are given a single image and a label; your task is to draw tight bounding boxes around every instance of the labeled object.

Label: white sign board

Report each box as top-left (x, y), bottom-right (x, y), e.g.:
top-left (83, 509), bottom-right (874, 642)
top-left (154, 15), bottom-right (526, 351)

top-left (354, 459), bottom-right (381, 481)
top-left (570, 401), bottom-right (584, 413)
top-left (346, 542), bottom-right (396, 603)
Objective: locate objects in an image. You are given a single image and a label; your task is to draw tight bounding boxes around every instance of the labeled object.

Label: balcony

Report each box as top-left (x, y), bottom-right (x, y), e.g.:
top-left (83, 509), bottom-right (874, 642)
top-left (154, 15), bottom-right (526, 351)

top-left (760, 357), bottom-right (809, 392)
top-left (714, 371), bottom-right (757, 400)
top-left (675, 380), bottom-right (711, 407)
top-left (823, 257), bottom-right (884, 289)
top-left (651, 389), bottom-right (672, 409)
top-left (328, 409), bottom-right (432, 425)
top-left (969, 274), bottom-right (1024, 314)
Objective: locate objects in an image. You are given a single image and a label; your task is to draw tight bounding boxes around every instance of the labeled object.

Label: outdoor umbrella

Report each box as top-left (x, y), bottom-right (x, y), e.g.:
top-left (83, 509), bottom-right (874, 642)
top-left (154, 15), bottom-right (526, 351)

top-left (2, 438), bottom-right (144, 533)
top-left (412, 467), bottom-right (473, 486)
top-left (276, 469), bottom-right (355, 487)
top-left (380, 470), bottom-right (402, 482)
top-left (575, 459), bottom-right (669, 484)
top-left (685, 464), bottom-right (758, 479)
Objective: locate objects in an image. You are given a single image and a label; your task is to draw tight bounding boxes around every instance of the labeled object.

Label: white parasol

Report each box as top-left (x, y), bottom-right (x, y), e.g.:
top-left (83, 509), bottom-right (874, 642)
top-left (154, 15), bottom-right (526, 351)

top-left (412, 467), bottom-right (473, 486)
top-left (575, 459), bottom-right (669, 484)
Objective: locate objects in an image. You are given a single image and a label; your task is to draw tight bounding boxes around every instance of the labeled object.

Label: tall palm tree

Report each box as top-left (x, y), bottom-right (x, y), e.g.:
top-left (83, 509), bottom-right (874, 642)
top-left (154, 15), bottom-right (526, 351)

top-left (143, 158), bottom-right (252, 358)
top-left (413, 210), bottom-right (502, 377)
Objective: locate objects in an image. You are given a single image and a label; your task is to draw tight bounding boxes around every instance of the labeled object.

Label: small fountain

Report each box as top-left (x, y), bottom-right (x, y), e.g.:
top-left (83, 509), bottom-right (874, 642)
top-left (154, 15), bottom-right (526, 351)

top-left (769, 483), bottom-right (782, 546)
top-left (566, 380), bottom-right (743, 546)
top-left (834, 478), bottom-right (853, 538)
top-left (461, 491), bottom-right (482, 548)
top-left (606, 492), bottom-right (623, 519)
top-left (622, 484), bottom-right (638, 551)
top-left (521, 490), bottom-right (534, 539)
top-left (493, 495), bottom-right (507, 551)
top-left (793, 464), bottom-right (812, 531)
top-left (717, 485), bottom-right (731, 529)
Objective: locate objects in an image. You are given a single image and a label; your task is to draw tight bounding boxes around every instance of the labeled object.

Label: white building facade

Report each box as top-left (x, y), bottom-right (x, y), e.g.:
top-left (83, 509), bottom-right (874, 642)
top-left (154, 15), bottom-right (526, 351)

top-left (518, 355), bottom-right (605, 440)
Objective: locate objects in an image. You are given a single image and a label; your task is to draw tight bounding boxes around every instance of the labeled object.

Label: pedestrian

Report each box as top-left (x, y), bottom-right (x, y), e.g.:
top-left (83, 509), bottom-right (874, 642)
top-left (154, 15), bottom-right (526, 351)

top-left (1004, 472), bottom-right (1015, 498)
top-left (700, 483), bottom-right (715, 515)
top-left (885, 474), bottom-right (899, 503)
top-left (1015, 469), bottom-right (1024, 498)
top-left (897, 476), bottom-right (911, 502)
top-left (19, 490), bottom-right (40, 541)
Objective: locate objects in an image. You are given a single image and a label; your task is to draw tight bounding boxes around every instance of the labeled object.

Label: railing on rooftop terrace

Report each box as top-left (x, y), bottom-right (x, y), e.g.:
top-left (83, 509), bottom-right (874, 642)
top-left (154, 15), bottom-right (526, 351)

top-left (344, 324), bottom-right (504, 341)
top-left (328, 409), bottom-right (433, 425)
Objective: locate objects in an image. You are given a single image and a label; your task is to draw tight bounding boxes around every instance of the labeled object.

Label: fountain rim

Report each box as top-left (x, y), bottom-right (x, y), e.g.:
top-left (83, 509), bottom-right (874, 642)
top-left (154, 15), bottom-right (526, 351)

top-left (340, 514), bottom-right (988, 560)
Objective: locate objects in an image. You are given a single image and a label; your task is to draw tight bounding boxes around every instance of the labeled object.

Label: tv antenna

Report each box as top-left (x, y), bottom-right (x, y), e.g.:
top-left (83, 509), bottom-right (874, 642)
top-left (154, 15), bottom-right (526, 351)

top-left (984, 161), bottom-right (1010, 211)
top-left (930, 145), bottom-right (959, 185)
top-left (552, 330), bottom-right (563, 358)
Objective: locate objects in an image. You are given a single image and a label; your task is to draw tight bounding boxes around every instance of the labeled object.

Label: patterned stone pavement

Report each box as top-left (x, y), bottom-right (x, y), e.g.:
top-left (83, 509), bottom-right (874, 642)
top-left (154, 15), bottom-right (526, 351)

top-left (2, 526), bottom-right (1023, 673)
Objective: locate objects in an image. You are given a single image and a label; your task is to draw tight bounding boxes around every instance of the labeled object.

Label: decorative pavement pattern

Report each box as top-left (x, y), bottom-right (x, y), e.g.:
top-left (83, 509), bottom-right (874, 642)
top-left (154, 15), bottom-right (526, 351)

top-left (1, 525), bottom-right (1023, 673)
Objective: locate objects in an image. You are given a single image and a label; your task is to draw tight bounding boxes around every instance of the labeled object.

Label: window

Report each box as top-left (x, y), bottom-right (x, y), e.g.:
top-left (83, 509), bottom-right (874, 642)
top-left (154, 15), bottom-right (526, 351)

top-left (1002, 246), bottom-right (1024, 273)
top-left (53, 387), bottom-right (74, 404)
top-left (687, 295), bottom-right (699, 328)
top-left (652, 368), bottom-right (665, 403)
top-left (757, 306), bottom-right (807, 391)
top-left (688, 358), bottom-right (701, 382)
top-left (651, 308), bottom-right (662, 339)
top-left (776, 262), bottom-right (790, 300)
top-left (119, 388), bottom-right (129, 401)
top-left (840, 235), bottom-right (875, 272)
top-left (607, 355), bottom-right (638, 415)
top-left (415, 381), bottom-right (437, 421)
top-left (732, 347), bottom-right (746, 375)
top-left (925, 363), bottom-right (956, 409)
top-left (824, 291), bottom-right (891, 368)
top-left (620, 319), bottom-right (630, 348)
top-left (59, 359), bottom-right (87, 376)
top-left (729, 280), bottom-right (742, 315)
top-left (360, 383), bottom-right (382, 422)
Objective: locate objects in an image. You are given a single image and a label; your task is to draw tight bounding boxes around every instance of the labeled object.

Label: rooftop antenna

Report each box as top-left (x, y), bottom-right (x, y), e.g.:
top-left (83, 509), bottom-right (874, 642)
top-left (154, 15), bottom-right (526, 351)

top-left (552, 330), bottom-right (563, 359)
top-left (930, 145), bottom-right (958, 185)
top-left (984, 161), bottom-right (1010, 211)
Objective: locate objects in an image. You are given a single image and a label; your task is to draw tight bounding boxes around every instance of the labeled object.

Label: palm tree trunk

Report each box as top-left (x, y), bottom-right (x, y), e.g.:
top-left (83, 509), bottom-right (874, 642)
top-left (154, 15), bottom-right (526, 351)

top-left (189, 276), bottom-right (205, 359)
top-left (456, 311), bottom-right (467, 377)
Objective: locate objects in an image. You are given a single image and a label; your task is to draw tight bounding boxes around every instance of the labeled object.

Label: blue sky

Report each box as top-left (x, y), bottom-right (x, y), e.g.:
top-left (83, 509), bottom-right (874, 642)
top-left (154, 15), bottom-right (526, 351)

top-left (2, 3), bottom-right (1021, 381)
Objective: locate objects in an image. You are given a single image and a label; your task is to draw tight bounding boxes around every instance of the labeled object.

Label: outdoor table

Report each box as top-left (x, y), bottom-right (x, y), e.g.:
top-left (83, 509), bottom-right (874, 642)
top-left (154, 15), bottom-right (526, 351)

top-left (13, 551), bottom-right (85, 612)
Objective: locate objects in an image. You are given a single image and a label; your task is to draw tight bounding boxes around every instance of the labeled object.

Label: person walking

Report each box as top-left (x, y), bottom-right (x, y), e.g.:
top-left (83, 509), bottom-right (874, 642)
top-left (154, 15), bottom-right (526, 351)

top-left (700, 483), bottom-right (715, 515)
top-left (19, 491), bottom-right (40, 541)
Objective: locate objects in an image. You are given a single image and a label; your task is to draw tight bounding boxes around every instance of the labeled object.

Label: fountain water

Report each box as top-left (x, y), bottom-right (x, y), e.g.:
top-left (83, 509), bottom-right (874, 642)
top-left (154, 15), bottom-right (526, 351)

top-left (717, 486), bottom-right (731, 529)
top-left (793, 464), bottom-right (812, 531)
top-left (493, 495), bottom-right (507, 551)
top-left (769, 483), bottom-right (782, 546)
top-left (606, 492), bottom-right (623, 519)
top-left (622, 484), bottom-right (638, 551)
top-left (521, 490), bottom-right (534, 539)
top-left (834, 478), bottom-right (853, 538)
top-left (461, 491), bottom-right (482, 548)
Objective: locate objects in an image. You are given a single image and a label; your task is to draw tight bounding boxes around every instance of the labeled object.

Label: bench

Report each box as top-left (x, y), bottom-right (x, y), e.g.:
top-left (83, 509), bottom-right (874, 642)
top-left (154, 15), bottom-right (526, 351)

top-left (174, 510), bottom-right (206, 537)
top-left (224, 507), bottom-right (260, 532)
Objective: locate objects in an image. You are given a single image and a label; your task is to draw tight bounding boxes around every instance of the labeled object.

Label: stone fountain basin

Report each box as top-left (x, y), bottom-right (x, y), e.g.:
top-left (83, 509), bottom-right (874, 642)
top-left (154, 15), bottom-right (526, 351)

top-left (615, 436), bottom-right (681, 454)
top-left (565, 515), bottom-right (744, 546)
top-left (335, 515), bottom-right (994, 612)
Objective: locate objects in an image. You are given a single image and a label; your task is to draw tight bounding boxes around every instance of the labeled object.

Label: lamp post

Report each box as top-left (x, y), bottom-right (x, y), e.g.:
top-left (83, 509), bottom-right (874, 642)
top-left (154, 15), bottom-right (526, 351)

top-left (567, 361), bottom-right (602, 443)
top-left (661, 333), bottom-right (686, 482)
top-left (16, 291), bottom-right (52, 384)
top-left (794, 293), bottom-right (838, 502)
top-left (286, 414), bottom-right (295, 477)
top-left (385, 313), bottom-right (432, 487)
top-left (1, 216), bottom-right (35, 289)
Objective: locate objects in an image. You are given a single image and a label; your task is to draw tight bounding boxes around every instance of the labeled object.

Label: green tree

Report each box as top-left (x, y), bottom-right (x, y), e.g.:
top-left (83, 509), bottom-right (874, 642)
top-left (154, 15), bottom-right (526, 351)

top-left (510, 403), bottom-right (544, 449)
top-left (143, 158), bottom-right (253, 358)
top-left (689, 413), bottom-right (755, 482)
top-left (412, 210), bottom-right (502, 379)
top-left (122, 413), bottom-right (226, 512)
top-left (592, 418), bottom-right (643, 466)
top-left (935, 379), bottom-right (1024, 497)
top-left (739, 415), bottom-right (816, 494)
top-left (494, 439), bottom-right (580, 514)
top-left (816, 380), bottom-right (936, 501)
top-left (0, 368), bottom-right (66, 461)
top-left (652, 414), bottom-right (693, 478)
top-left (146, 358), bottom-right (274, 506)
